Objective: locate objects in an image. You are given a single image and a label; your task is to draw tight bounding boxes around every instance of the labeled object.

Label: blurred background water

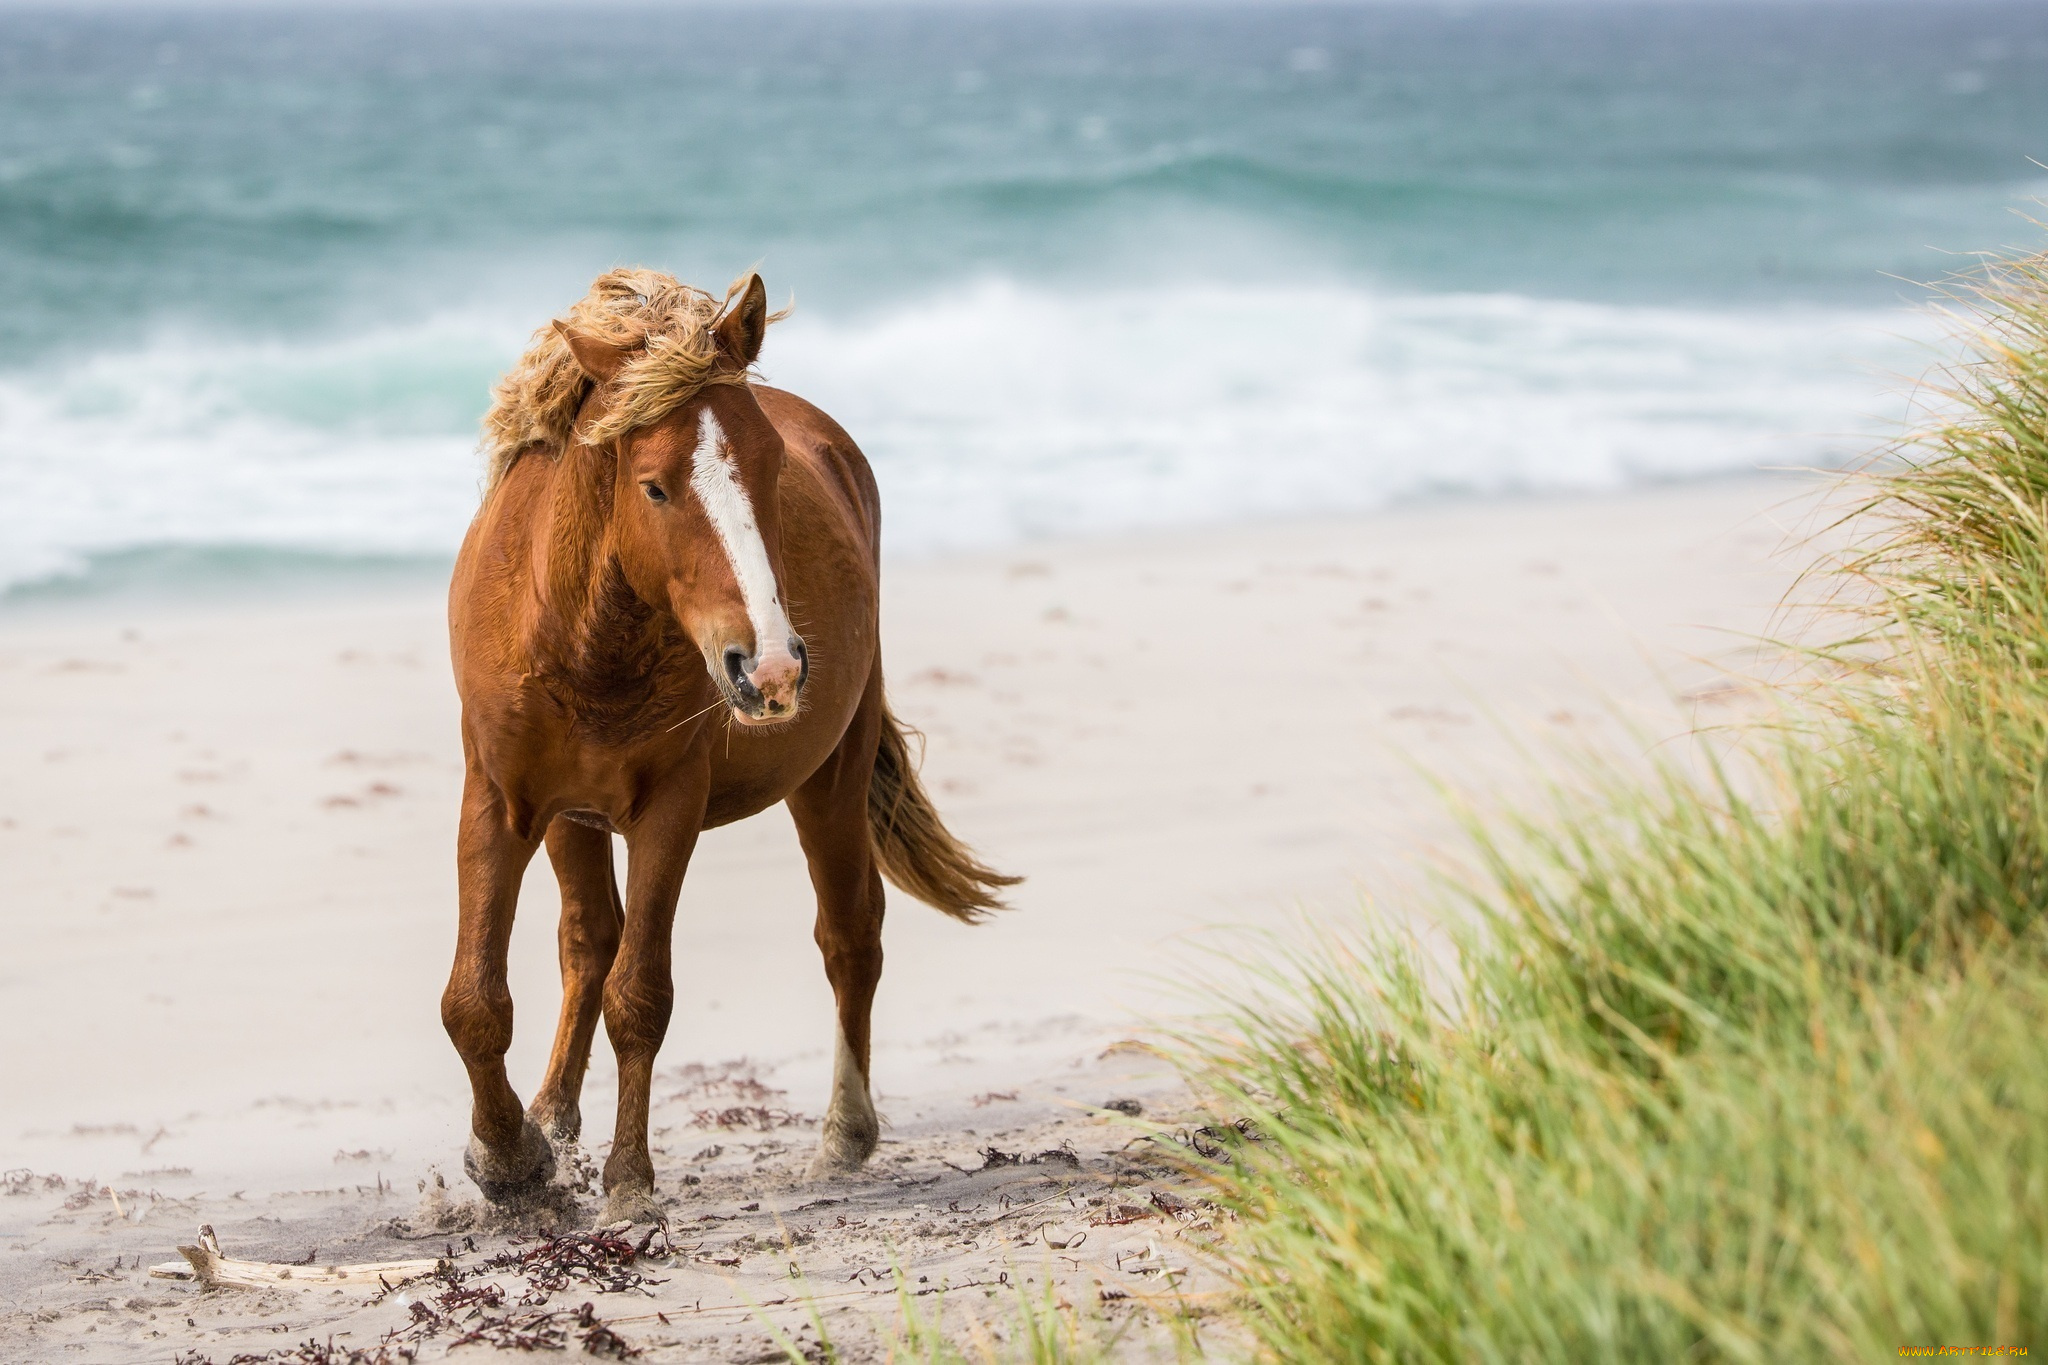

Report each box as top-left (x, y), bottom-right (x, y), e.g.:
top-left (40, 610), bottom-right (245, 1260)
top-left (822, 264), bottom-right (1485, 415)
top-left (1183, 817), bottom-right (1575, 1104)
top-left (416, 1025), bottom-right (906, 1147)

top-left (1, 0), bottom-right (2045, 593)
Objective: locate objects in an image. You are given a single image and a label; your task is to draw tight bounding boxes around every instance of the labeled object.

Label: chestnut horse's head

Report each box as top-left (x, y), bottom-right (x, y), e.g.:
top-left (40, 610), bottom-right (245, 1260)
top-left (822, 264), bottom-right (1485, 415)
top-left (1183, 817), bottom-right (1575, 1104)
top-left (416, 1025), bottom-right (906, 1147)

top-left (554, 276), bottom-right (806, 726)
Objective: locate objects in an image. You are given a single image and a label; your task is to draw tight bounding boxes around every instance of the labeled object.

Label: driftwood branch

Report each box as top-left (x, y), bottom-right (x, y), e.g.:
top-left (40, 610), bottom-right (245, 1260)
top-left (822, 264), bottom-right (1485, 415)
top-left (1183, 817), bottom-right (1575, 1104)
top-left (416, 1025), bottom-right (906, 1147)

top-left (149, 1223), bottom-right (444, 1290)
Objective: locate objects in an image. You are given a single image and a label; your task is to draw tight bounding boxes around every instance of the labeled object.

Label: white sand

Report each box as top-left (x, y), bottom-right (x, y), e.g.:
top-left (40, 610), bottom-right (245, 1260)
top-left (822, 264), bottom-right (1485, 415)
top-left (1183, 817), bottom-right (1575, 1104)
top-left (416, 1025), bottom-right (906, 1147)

top-left (0, 475), bottom-right (1840, 1359)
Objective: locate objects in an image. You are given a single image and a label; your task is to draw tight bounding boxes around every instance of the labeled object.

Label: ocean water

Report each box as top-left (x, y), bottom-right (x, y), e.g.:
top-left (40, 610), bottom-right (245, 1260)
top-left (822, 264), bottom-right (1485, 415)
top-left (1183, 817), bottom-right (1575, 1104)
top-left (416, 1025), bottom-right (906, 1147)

top-left (1, 0), bottom-right (2045, 592)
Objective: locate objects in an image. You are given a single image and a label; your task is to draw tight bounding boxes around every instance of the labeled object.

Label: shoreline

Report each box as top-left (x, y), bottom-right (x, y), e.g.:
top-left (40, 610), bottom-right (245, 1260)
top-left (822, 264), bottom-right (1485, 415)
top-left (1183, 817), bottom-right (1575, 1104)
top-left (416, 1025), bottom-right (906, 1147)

top-left (0, 465), bottom-right (1827, 619)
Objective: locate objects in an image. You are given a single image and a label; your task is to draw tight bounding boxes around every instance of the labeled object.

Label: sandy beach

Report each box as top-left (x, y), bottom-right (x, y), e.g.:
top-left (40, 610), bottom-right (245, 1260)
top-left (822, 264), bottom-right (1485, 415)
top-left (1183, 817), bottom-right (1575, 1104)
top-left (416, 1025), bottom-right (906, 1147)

top-left (0, 474), bottom-right (1837, 1360)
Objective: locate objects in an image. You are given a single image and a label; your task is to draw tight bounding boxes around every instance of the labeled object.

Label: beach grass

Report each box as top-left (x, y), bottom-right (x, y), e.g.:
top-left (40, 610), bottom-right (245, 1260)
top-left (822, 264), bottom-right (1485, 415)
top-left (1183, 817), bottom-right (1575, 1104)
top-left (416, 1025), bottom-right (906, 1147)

top-left (1173, 245), bottom-right (2048, 1362)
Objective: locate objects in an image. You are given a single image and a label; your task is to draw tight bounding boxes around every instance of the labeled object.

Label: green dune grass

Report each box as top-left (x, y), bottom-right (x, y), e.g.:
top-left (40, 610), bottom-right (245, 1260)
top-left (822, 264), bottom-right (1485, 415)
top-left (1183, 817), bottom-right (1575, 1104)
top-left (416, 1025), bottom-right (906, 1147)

top-left (1177, 246), bottom-right (2048, 1363)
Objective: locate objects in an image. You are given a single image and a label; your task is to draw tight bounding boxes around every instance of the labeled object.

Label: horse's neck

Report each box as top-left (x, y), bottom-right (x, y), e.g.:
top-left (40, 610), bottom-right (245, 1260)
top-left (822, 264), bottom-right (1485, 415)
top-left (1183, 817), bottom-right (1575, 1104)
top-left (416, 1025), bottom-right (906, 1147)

top-left (519, 450), bottom-right (690, 736)
top-left (529, 444), bottom-right (645, 674)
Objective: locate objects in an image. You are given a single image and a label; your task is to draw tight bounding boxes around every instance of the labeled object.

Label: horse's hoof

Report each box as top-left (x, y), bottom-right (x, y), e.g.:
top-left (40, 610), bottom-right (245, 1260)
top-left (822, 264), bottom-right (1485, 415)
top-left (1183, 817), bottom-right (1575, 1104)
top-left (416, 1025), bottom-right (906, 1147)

top-left (464, 1117), bottom-right (557, 1204)
top-left (804, 1125), bottom-right (878, 1182)
top-left (802, 1154), bottom-right (854, 1183)
top-left (601, 1183), bottom-right (663, 1226)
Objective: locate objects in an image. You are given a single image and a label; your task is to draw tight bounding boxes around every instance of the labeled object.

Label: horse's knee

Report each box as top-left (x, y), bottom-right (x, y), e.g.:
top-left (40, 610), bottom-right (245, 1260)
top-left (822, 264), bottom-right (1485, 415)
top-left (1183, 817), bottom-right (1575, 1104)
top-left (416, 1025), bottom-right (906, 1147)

top-left (601, 968), bottom-right (672, 1056)
top-left (441, 980), bottom-right (513, 1062)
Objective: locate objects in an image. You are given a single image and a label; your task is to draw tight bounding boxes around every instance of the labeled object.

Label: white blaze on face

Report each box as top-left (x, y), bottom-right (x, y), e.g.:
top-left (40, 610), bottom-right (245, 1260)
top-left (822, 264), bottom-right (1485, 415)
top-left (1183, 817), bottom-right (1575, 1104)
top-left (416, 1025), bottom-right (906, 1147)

top-left (688, 409), bottom-right (796, 669)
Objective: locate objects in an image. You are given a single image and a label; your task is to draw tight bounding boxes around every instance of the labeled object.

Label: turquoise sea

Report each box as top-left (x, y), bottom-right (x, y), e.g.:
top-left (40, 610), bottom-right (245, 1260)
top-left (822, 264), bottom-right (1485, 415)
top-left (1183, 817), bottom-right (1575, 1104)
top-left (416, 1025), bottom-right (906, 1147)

top-left (2, 0), bottom-right (2046, 591)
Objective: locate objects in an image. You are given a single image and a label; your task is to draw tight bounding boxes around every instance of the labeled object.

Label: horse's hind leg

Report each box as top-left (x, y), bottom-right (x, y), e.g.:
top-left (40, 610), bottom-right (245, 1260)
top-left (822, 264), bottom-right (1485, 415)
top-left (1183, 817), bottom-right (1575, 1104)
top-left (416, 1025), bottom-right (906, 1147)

top-left (442, 769), bottom-right (554, 1203)
top-left (788, 683), bottom-right (888, 1179)
top-left (529, 817), bottom-right (623, 1147)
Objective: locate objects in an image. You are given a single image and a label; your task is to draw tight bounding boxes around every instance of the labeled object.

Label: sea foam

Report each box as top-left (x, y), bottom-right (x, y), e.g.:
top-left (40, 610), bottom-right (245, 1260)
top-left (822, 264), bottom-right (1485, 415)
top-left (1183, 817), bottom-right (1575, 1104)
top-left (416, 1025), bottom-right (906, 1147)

top-left (0, 279), bottom-right (1933, 596)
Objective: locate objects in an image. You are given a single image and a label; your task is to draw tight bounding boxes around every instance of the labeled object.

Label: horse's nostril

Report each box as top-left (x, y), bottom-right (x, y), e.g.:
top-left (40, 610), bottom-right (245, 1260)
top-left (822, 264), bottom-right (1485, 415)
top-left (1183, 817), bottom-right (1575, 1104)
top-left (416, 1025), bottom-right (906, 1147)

top-left (723, 646), bottom-right (752, 689)
top-left (790, 638), bottom-right (809, 687)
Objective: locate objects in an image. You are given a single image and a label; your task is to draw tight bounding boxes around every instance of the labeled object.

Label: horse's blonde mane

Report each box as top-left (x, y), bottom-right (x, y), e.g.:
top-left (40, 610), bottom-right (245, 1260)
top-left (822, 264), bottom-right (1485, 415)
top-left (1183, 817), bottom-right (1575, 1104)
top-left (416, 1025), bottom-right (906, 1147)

top-left (481, 269), bottom-right (774, 492)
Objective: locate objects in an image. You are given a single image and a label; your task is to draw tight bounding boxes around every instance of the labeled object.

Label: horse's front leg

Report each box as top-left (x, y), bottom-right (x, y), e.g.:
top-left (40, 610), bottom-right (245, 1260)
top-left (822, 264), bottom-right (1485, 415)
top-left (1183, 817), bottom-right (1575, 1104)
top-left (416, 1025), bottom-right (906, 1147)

top-left (601, 779), bottom-right (707, 1224)
top-left (442, 769), bottom-right (553, 1203)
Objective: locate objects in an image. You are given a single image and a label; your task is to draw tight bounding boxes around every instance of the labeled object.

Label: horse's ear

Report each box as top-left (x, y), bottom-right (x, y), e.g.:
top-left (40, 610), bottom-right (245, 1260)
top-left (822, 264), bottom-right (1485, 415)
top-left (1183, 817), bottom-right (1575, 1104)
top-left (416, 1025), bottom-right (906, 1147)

top-left (713, 274), bottom-right (769, 368)
top-left (553, 321), bottom-right (631, 383)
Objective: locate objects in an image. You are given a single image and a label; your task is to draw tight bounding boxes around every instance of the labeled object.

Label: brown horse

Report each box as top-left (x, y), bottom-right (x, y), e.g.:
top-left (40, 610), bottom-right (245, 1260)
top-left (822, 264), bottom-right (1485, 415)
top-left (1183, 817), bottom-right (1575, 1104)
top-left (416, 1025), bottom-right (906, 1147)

top-left (443, 268), bottom-right (1016, 1223)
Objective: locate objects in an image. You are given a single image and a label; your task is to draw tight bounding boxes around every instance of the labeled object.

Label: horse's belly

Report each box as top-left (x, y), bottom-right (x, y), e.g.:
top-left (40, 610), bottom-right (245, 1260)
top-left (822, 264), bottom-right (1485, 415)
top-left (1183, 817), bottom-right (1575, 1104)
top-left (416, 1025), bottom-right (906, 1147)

top-left (700, 783), bottom-right (788, 830)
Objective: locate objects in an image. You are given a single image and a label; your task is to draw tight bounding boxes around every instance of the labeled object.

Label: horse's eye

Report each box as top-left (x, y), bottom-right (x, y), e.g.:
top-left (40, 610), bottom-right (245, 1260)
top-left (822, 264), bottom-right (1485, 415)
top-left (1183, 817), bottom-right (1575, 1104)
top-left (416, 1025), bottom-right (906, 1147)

top-left (642, 482), bottom-right (668, 504)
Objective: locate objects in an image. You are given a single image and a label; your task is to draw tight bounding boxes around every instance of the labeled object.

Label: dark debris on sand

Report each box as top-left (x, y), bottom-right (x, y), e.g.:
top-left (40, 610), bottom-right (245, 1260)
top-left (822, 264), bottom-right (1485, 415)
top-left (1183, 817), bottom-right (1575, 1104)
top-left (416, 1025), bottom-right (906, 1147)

top-left (475, 1226), bottom-right (676, 1302)
top-left (960, 1140), bottom-right (1082, 1173)
top-left (171, 1227), bottom-right (676, 1363)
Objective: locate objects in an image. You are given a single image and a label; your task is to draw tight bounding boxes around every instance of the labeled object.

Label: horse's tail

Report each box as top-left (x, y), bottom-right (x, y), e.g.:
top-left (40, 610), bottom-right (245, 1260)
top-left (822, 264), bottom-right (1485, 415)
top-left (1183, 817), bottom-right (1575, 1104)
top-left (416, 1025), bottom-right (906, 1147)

top-left (868, 696), bottom-right (1020, 923)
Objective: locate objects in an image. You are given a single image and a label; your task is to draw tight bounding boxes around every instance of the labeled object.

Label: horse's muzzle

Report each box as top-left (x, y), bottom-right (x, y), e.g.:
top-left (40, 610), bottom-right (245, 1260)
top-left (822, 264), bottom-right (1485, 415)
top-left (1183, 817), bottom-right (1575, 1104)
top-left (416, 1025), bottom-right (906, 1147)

top-left (722, 637), bottom-right (807, 723)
